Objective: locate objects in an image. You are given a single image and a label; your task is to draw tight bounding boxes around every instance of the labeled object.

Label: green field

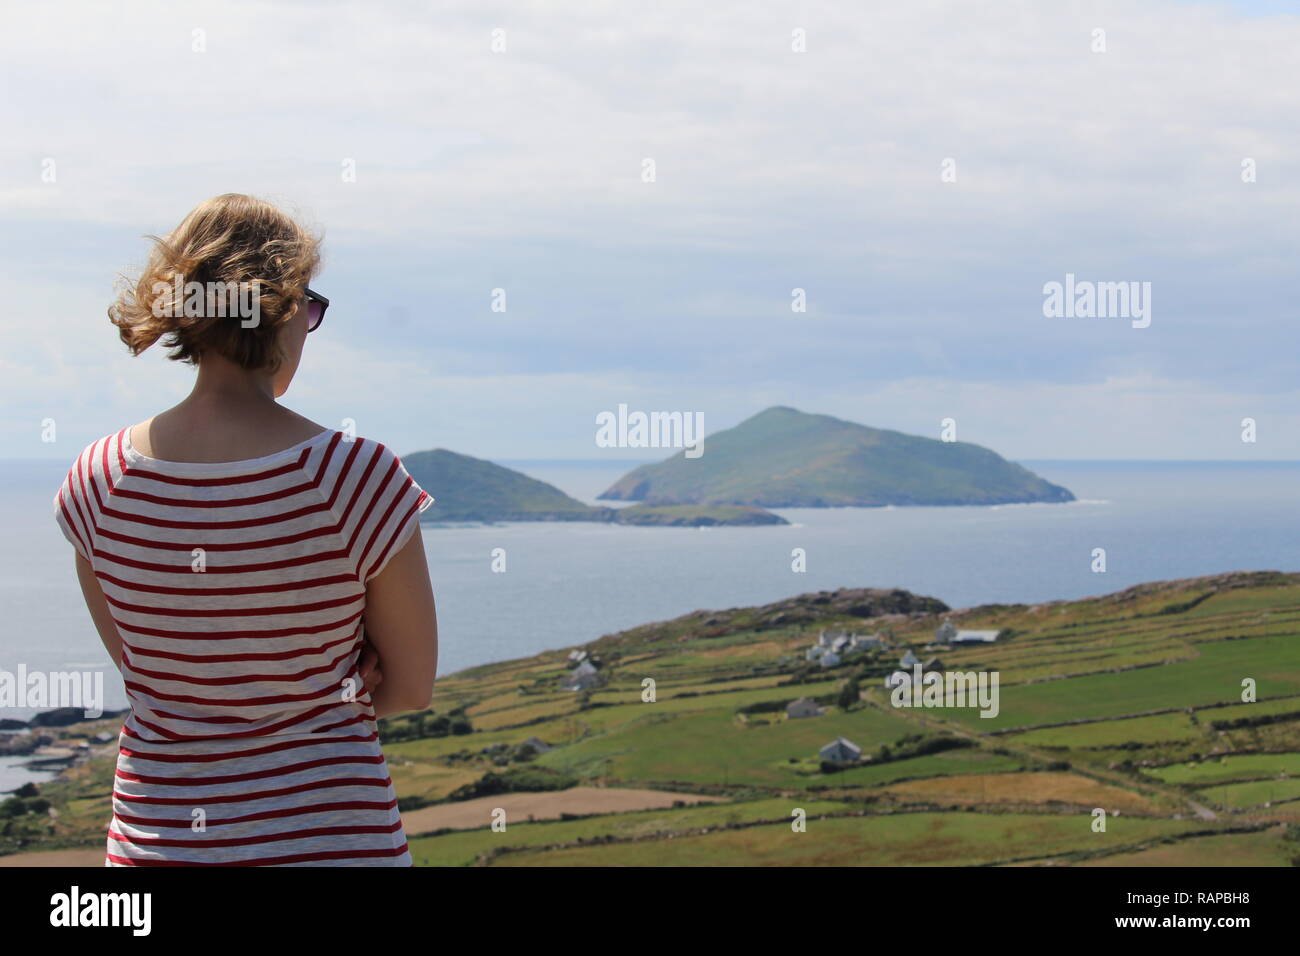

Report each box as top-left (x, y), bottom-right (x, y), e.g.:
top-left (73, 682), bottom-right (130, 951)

top-left (1011, 713), bottom-right (1201, 748)
top-left (1081, 828), bottom-right (1297, 867)
top-left (1197, 777), bottom-right (1300, 809)
top-left (533, 706), bottom-right (918, 786)
top-left (1145, 752), bottom-right (1300, 786)
top-left (485, 812), bottom-right (1207, 867)
top-left (407, 798), bottom-right (851, 866)
top-left (943, 634), bottom-right (1300, 733)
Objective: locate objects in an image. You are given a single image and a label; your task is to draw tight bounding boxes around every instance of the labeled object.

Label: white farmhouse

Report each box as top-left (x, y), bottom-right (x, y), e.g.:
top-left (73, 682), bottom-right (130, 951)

top-left (819, 737), bottom-right (862, 763)
top-left (817, 629), bottom-right (842, 648)
top-left (786, 697), bottom-right (823, 719)
top-left (951, 629), bottom-right (1001, 645)
top-left (936, 619), bottom-right (1001, 645)
top-left (559, 659), bottom-right (602, 692)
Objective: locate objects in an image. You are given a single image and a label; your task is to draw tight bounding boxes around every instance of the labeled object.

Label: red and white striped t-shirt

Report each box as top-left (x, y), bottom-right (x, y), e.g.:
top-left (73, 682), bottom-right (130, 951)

top-left (52, 427), bottom-right (433, 866)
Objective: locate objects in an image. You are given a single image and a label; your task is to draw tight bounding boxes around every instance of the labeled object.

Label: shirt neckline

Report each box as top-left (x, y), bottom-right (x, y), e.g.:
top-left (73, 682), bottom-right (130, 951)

top-left (122, 426), bottom-right (338, 475)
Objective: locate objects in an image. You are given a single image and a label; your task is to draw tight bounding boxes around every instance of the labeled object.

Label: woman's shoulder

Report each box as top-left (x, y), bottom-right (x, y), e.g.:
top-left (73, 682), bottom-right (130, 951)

top-left (315, 431), bottom-right (433, 522)
top-left (278, 410), bottom-right (332, 445)
top-left (53, 429), bottom-right (130, 522)
top-left (61, 428), bottom-right (129, 474)
top-left (325, 429), bottom-right (411, 468)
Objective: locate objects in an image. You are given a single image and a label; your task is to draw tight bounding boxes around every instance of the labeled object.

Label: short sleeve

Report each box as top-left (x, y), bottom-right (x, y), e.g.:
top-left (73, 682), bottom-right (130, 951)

top-left (53, 463), bottom-right (94, 562)
top-left (336, 440), bottom-right (434, 584)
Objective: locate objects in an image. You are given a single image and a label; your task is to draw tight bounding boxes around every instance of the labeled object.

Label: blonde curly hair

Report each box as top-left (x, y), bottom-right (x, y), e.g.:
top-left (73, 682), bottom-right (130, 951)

top-left (109, 194), bottom-right (321, 370)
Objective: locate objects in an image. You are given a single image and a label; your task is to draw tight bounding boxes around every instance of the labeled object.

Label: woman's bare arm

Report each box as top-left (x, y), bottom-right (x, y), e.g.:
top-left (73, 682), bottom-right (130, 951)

top-left (361, 529), bottom-right (438, 718)
top-left (74, 552), bottom-right (123, 669)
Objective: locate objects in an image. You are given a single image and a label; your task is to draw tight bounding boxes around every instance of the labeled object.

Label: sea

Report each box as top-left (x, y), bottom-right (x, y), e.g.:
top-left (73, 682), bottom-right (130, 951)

top-left (3, 456), bottom-right (1299, 791)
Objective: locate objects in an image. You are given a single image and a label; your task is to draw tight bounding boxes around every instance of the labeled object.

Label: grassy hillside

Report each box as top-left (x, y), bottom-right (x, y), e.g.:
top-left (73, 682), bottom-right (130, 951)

top-left (9, 571), bottom-right (1300, 866)
top-left (599, 406), bottom-right (1075, 507)
top-left (398, 570), bottom-right (1300, 865)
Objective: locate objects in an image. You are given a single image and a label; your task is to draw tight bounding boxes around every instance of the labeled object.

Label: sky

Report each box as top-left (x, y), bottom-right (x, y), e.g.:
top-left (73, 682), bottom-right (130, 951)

top-left (2, 0), bottom-right (1298, 462)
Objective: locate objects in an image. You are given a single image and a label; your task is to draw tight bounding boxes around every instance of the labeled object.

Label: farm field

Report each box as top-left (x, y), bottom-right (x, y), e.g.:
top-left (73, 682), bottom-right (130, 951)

top-left (937, 634), bottom-right (1300, 733)
top-left (483, 813), bottom-right (1210, 867)
top-left (399, 786), bottom-right (727, 834)
top-left (4, 570), bottom-right (1299, 867)
top-left (876, 771), bottom-right (1162, 812)
top-left (406, 798), bottom-right (853, 867)
top-left (1009, 713), bottom-right (1201, 748)
top-left (1197, 777), bottom-right (1300, 810)
top-left (1078, 827), bottom-right (1296, 867)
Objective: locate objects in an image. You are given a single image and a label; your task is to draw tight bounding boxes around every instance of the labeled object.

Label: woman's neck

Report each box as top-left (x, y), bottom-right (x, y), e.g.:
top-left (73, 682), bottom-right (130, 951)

top-left (189, 355), bottom-right (279, 405)
top-left (131, 355), bottom-right (318, 462)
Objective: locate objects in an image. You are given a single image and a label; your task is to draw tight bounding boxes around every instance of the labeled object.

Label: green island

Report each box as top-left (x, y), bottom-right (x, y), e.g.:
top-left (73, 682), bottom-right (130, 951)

top-left (6, 570), bottom-right (1300, 866)
top-left (402, 448), bottom-right (785, 526)
top-left (600, 405), bottom-right (1075, 507)
top-left (403, 448), bottom-right (607, 523)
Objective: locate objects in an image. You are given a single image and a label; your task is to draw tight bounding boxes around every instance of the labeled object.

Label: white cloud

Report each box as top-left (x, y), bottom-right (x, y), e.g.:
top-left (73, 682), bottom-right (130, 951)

top-left (2, 0), bottom-right (1297, 458)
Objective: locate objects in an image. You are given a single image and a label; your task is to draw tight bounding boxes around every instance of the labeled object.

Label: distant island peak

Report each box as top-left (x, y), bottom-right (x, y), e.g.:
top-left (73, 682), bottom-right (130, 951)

top-left (598, 406), bottom-right (1074, 508)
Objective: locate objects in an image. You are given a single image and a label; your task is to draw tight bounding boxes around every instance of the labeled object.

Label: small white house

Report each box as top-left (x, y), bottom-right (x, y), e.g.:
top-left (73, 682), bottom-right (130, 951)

top-left (520, 736), bottom-right (552, 754)
top-left (852, 633), bottom-right (883, 650)
top-left (951, 629), bottom-right (1001, 645)
top-left (805, 645), bottom-right (826, 661)
top-left (819, 651), bottom-right (842, 668)
top-left (819, 737), bottom-right (862, 763)
top-left (786, 697), bottom-right (823, 719)
top-left (899, 649), bottom-right (920, 669)
top-left (818, 628), bottom-right (849, 647)
top-left (560, 659), bottom-right (602, 692)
